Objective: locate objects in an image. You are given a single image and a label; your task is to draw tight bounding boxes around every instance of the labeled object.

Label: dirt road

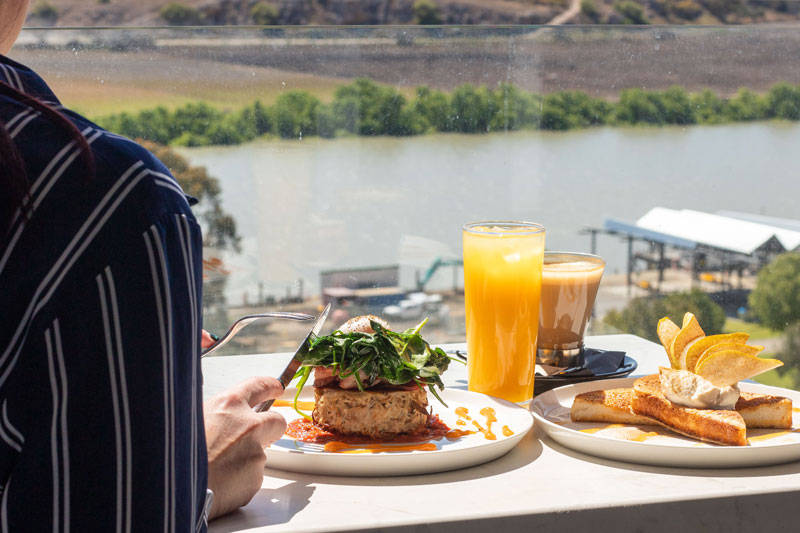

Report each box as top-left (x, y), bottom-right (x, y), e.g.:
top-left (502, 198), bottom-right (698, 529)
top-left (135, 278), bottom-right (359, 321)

top-left (547, 0), bottom-right (581, 25)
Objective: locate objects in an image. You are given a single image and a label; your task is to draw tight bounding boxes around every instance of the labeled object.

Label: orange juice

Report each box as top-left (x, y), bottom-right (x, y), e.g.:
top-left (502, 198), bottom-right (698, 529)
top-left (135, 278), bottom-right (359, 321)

top-left (462, 222), bottom-right (545, 403)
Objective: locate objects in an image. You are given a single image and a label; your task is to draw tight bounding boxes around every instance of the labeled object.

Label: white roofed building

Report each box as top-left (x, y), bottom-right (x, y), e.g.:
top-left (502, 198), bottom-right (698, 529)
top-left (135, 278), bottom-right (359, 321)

top-left (601, 207), bottom-right (800, 294)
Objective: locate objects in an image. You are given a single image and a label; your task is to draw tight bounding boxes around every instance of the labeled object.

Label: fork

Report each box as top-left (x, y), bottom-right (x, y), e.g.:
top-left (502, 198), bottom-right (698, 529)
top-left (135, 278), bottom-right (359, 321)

top-left (293, 441), bottom-right (327, 453)
top-left (201, 311), bottom-right (315, 358)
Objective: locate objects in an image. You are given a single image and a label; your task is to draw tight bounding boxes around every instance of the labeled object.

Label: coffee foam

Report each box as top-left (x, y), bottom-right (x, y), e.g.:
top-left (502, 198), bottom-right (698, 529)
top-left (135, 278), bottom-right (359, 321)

top-left (543, 260), bottom-right (604, 273)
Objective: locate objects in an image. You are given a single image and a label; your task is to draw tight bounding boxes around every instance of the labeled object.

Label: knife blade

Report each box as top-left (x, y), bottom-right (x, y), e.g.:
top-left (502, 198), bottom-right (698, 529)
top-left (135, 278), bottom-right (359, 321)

top-left (255, 303), bottom-right (331, 413)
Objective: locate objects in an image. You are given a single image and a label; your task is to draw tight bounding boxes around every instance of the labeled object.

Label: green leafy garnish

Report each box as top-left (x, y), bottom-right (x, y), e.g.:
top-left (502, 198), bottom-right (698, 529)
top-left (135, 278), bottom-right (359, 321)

top-left (290, 318), bottom-right (455, 417)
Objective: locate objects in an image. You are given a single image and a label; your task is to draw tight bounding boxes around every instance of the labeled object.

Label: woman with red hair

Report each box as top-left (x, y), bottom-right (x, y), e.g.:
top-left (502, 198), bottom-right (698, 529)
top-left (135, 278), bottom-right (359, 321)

top-left (0, 2), bottom-right (286, 530)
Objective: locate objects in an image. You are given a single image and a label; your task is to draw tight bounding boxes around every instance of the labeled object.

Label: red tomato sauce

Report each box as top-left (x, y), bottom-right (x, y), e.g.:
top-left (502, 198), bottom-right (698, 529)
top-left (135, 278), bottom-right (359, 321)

top-left (286, 414), bottom-right (450, 445)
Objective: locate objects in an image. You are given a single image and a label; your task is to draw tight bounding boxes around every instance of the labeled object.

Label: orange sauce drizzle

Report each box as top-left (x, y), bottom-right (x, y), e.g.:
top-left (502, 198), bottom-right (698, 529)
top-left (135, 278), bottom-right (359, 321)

top-left (579, 424), bottom-right (625, 434)
top-left (455, 406), bottom-right (472, 427)
top-left (286, 404), bottom-right (509, 452)
top-left (446, 429), bottom-right (476, 440)
top-left (748, 428), bottom-right (800, 443)
top-left (323, 442), bottom-right (438, 453)
top-left (793, 408), bottom-right (800, 413)
top-left (630, 431), bottom-right (660, 442)
top-left (472, 407), bottom-right (497, 440)
top-left (273, 400), bottom-right (316, 410)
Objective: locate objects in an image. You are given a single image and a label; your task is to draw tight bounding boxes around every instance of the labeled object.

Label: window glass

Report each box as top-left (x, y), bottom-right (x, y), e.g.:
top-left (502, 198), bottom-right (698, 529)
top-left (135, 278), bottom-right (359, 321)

top-left (13, 26), bottom-right (800, 386)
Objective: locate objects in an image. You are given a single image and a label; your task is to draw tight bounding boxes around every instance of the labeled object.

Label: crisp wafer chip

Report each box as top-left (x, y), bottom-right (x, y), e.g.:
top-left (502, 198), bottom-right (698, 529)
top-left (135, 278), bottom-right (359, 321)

top-left (669, 313), bottom-right (705, 370)
top-left (685, 332), bottom-right (749, 373)
top-left (692, 342), bottom-right (763, 373)
top-left (657, 317), bottom-right (681, 366)
top-left (695, 350), bottom-right (783, 387)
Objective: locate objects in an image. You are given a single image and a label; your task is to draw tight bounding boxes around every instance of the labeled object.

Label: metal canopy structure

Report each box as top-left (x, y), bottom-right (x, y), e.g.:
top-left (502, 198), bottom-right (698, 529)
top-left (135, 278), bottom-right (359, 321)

top-left (635, 208), bottom-right (800, 255)
top-left (596, 208), bottom-right (800, 295)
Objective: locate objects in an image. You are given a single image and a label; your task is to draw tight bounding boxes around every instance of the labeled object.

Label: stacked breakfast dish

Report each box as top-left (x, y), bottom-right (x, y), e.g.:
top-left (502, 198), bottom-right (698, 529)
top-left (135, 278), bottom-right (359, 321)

top-left (571, 312), bottom-right (791, 445)
top-left (286, 315), bottom-right (454, 442)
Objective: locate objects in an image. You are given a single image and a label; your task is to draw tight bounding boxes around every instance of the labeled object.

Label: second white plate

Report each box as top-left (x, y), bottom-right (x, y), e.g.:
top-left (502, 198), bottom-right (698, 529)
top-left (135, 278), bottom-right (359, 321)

top-left (530, 377), bottom-right (800, 468)
top-left (266, 387), bottom-right (534, 476)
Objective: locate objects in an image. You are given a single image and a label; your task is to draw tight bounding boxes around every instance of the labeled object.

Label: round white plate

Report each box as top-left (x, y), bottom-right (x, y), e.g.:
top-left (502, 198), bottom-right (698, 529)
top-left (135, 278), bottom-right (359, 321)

top-left (530, 377), bottom-right (800, 468)
top-left (266, 388), bottom-right (533, 476)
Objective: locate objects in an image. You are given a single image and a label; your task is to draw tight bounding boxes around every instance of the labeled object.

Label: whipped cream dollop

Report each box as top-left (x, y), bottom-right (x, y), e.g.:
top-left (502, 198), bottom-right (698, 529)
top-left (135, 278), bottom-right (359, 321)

top-left (659, 367), bottom-right (740, 410)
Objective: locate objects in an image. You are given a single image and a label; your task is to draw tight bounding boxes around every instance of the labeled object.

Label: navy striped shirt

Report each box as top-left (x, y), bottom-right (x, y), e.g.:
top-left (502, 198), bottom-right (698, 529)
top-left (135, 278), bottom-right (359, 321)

top-left (0, 55), bottom-right (207, 532)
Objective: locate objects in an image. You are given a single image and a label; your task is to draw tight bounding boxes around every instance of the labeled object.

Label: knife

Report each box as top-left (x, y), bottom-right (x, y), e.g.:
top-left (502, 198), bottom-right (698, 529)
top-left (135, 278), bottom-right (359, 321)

top-left (255, 302), bottom-right (331, 413)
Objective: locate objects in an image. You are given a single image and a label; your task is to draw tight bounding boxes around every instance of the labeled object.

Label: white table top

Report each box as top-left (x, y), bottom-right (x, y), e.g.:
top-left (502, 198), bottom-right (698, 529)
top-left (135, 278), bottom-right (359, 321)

top-left (203, 334), bottom-right (800, 533)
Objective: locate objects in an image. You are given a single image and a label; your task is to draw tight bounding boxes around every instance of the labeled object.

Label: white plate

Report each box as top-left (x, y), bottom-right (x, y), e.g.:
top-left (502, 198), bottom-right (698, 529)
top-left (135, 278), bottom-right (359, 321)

top-left (266, 388), bottom-right (533, 476)
top-left (530, 377), bottom-right (800, 468)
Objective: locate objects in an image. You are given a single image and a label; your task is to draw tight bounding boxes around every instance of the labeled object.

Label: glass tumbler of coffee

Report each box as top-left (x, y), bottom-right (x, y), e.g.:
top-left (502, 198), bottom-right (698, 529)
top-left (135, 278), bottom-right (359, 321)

top-left (537, 252), bottom-right (605, 367)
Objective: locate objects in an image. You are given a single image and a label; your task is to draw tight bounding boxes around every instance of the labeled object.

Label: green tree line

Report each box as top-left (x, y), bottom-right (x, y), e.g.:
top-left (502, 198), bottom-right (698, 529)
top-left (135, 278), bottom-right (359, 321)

top-left (96, 79), bottom-right (800, 147)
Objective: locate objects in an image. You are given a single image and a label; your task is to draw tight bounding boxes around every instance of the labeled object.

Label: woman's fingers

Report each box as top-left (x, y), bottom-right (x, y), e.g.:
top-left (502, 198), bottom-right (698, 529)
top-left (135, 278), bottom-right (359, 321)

top-left (228, 376), bottom-right (285, 409)
top-left (253, 411), bottom-right (287, 445)
top-left (201, 329), bottom-right (218, 349)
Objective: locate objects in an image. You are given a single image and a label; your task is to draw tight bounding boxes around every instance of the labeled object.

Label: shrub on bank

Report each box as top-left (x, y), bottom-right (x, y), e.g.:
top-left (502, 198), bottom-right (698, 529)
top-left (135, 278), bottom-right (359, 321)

top-left (31, 1), bottom-right (59, 22)
top-left (725, 88), bottom-right (764, 121)
top-left (272, 91), bottom-right (320, 138)
top-left (160, 2), bottom-right (204, 25)
top-left (448, 84), bottom-right (495, 133)
top-left (412, 0), bottom-right (443, 25)
top-left (604, 289), bottom-right (725, 342)
top-left (691, 89), bottom-right (726, 124)
top-left (250, 2), bottom-right (280, 25)
top-left (333, 79), bottom-right (423, 136)
top-left (614, 0), bottom-right (650, 24)
top-left (412, 86), bottom-right (451, 132)
top-left (764, 82), bottom-right (800, 121)
top-left (94, 79), bottom-right (800, 147)
top-left (749, 252), bottom-right (800, 331)
top-left (615, 86), bottom-right (695, 126)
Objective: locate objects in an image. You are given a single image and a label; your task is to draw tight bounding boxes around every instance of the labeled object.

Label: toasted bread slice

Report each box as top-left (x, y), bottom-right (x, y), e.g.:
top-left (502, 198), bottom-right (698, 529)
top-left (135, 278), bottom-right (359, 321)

top-left (572, 385), bottom-right (793, 433)
top-left (736, 391), bottom-right (793, 429)
top-left (631, 375), bottom-right (746, 446)
top-left (571, 388), bottom-right (655, 425)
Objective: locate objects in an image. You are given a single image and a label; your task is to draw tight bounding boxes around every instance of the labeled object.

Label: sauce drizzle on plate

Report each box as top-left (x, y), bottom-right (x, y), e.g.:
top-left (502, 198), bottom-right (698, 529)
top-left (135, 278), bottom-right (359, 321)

top-left (579, 424), bottom-right (625, 434)
top-left (455, 406), bottom-right (472, 427)
top-left (471, 407), bottom-right (498, 440)
top-left (323, 442), bottom-right (439, 453)
top-left (631, 431), bottom-right (660, 442)
top-left (748, 428), bottom-right (800, 443)
top-left (446, 429), bottom-right (476, 440)
top-left (285, 404), bottom-right (512, 452)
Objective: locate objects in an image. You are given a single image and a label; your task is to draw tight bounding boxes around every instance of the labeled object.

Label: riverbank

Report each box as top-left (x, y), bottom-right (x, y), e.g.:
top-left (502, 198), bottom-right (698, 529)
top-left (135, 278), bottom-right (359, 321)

top-left (14, 26), bottom-right (800, 118)
top-left (93, 78), bottom-right (800, 147)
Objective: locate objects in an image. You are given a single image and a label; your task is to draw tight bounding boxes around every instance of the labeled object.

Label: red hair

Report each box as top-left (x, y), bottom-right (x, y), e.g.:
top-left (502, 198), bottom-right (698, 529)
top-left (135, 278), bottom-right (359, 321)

top-left (0, 79), bottom-right (94, 234)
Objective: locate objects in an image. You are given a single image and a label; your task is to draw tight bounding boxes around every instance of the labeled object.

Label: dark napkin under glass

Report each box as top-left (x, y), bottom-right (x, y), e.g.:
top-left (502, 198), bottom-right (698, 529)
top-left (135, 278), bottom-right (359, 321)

top-left (552, 348), bottom-right (626, 377)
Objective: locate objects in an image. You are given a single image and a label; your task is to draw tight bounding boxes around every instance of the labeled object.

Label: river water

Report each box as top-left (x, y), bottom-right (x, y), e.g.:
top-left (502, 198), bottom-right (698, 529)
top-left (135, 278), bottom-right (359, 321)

top-left (179, 122), bottom-right (800, 304)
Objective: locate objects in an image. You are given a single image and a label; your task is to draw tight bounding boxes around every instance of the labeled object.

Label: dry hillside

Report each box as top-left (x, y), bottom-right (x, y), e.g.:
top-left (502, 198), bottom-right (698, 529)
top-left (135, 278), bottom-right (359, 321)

top-left (27, 0), bottom-right (800, 28)
top-left (27, 0), bottom-right (566, 27)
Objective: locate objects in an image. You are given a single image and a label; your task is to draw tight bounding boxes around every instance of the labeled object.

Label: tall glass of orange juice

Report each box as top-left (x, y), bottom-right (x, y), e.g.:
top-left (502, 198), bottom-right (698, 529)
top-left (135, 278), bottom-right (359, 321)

top-left (462, 222), bottom-right (545, 403)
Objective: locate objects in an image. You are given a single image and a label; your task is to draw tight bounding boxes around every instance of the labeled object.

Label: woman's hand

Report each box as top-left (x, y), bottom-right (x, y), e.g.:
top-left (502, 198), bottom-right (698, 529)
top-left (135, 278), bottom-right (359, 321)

top-left (204, 377), bottom-right (287, 519)
top-left (201, 329), bottom-right (218, 349)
